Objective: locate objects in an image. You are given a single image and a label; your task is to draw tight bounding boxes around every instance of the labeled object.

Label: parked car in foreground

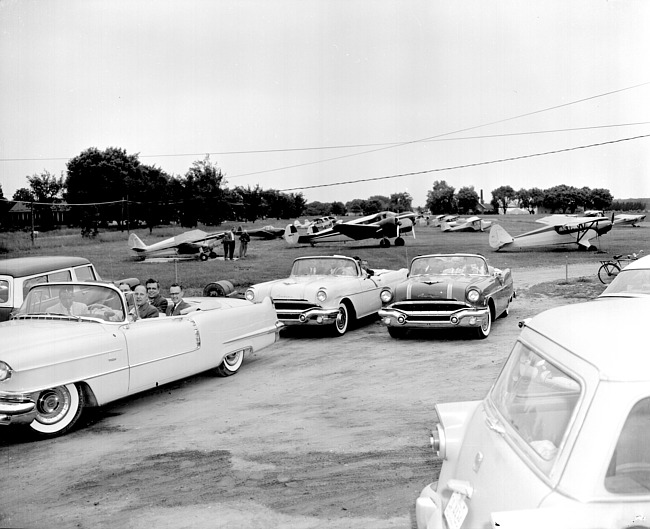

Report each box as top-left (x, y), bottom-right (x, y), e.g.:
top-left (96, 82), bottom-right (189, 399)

top-left (245, 255), bottom-right (407, 336)
top-left (0, 282), bottom-right (282, 438)
top-left (599, 253), bottom-right (650, 298)
top-left (378, 253), bottom-right (513, 339)
top-left (0, 256), bottom-right (101, 322)
top-left (416, 297), bottom-right (650, 529)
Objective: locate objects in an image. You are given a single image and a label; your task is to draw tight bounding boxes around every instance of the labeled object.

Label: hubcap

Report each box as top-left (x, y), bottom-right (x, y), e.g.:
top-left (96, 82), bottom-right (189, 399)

top-left (36, 387), bottom-right (71, 424)
top-left (337, 308), bottom-right (347, 330)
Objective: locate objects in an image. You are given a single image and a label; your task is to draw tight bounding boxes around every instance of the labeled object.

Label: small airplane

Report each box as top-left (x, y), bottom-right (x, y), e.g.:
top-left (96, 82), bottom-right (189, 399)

top-left (489, 214), bottom-right (613, 251)
top-left (613, 213), bottom-right (646, 227)
top-left (284, 211), bottom-right (416, 248)
top-left (440, 216), bottom-right (493, 232)
top-left (433, 214), bottom-right (459, 227)
top-left (128, 229), bottom-right (226, 261)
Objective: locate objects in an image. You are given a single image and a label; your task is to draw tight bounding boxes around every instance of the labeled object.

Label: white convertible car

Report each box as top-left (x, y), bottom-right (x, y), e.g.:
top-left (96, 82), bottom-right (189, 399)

top-left (0, 282), bottom-right (282, 438)
top-left (245, 255), bottom-right (408, 336)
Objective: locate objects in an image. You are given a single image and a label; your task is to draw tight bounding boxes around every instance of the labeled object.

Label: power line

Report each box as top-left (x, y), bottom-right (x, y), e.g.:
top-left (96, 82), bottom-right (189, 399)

top-left (228, 82), bottom-right (650, 179)
top-left (278, 134), bottom-right (650, 192)
top-left (2, 121), bottom-right (648, 163)
top-left (1, 82), bottom-right (649, 166)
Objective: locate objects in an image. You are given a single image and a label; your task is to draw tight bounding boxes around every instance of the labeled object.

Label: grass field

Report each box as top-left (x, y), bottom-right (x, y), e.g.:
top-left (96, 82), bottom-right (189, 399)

top-left (1, 215), bottom-right (647, 296)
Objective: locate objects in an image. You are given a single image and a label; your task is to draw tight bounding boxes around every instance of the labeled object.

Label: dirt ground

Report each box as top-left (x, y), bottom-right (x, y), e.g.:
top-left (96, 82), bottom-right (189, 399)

top-left (0, 265), bottom-right (604, 529)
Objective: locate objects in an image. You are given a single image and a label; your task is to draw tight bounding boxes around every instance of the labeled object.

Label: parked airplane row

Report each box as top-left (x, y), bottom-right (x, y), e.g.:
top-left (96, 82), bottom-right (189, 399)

top-left (127, 210), bottom-right (644, 260)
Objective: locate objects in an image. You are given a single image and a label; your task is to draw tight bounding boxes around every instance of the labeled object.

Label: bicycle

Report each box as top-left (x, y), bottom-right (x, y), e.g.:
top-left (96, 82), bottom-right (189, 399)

top-left (597, 250), bottom-right (644, 284)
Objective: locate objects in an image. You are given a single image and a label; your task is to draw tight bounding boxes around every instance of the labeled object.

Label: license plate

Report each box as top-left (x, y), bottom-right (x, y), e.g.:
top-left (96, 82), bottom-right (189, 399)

top-left (444, 492), bottom-right (468, 529)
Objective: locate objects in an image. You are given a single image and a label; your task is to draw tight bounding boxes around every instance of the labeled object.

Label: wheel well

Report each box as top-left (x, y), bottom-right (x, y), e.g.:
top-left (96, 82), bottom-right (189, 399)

top-left (340, 298), bottom-right (356, 321)
top-left (78, 382), bottom-right (98, 407)
top-left (487, 298), bottom-right (496, 319)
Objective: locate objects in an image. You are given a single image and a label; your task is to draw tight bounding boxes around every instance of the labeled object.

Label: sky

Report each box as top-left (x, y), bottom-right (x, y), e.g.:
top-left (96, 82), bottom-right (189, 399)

top-left (1, 0), bottom-right (650, 208)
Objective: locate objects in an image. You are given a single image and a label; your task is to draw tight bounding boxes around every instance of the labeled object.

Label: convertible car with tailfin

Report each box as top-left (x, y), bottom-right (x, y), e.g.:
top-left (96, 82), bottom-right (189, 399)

top-left (0, 282), bottom-right (282, 438)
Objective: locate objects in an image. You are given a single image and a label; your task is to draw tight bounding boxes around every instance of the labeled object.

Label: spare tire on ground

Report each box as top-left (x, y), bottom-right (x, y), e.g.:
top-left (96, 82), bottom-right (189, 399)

top-left (203, 280), bottom-right (235, 297)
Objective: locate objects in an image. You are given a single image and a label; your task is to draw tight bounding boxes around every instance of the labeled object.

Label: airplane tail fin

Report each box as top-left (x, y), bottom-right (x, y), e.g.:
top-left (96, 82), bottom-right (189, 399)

top-left (488, 224), bottom-right (514, 250)
top-left (283, 224), bottom-right (299, 245)
top-left (128, 233), bottom-right (147, 251)
top-left (440, 221), bottom-right (452, 232)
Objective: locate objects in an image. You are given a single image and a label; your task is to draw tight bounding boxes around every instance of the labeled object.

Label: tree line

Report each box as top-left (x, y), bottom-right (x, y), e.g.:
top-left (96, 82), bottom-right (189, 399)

top-left (0, 148), bottom-right (645, 232)
top-left (425, 180), bottom-right (645, 215)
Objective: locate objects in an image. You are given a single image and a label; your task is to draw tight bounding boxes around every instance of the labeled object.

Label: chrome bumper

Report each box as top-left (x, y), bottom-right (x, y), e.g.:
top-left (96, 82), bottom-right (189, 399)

top-left (378, 306), bottom-right (489, 329)
top-left (278, 307), bottom-right (339, 326)
top-left (0, 393), bottom-right (37, 426)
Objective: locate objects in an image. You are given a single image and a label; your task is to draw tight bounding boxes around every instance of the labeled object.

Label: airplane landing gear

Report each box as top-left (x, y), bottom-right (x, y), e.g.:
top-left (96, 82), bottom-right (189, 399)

top-left (379, 238), bottom-right (391, 248)
top-left (394, 237), bottom-right (405, 246)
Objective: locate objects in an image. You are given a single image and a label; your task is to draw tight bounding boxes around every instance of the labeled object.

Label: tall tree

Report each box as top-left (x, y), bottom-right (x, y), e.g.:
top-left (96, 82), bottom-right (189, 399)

top-left (491, 185), bottom-right (516, 214)
top-left (456, 186), bottom-right (479, 214)
top-left (389, 192), bottom-right (412, 212)
top-left (66, 147), bottom-right (142, 229)
top-left (182, 155), bottom-right (227, 226)
top-left (426, 180), bottom-right (456, 214)
top-left (28, 170), bottom-right (64, 202)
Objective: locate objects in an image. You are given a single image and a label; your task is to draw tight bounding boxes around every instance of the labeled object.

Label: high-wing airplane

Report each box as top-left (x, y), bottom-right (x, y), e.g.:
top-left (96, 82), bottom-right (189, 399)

top-left (128, 229), bottom-right (226, 261)
top-left (284, 211), bottom-right (416, 248)
top-left (440, 216), bottom-right (493, 232)
top-left (613, 213), bottom-right (646, 227)
top-left (433, 214), bottom-right (459, 227)
top-left (489, 214), bottom-right (613, 251)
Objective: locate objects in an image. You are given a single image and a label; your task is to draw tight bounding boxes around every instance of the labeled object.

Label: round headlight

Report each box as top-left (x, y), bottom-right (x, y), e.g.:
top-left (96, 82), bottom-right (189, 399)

top-left (316, 289), bottom-right (327, 303)
top-left (467, 289), bottom-right (480, 303)
top-left (0, 361), bottom-right (12, 382)
top-left (380, 289), bottom-right (393, 303)
top-left (245, 289), bottom-right (255, 302)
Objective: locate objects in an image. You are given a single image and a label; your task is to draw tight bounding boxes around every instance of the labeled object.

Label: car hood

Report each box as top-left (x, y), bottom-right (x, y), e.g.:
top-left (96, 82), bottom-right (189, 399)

top-left (0, 319), bottom-right (117, 371)
top-left (396, 274), bottom-right (483, 301)
top-left (253, 275), bottom-right (355, 301)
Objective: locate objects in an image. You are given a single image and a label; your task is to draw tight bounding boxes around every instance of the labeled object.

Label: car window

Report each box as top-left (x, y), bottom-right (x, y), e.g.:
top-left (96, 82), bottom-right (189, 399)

top-left (0, 280), bottom-right (8, 303)
top-left (49, 270), bottom-right (72, 282)
top-left (605, 397), bottom-right (650, 494)
top-left (74, 265), bottom-right (97, 282)
top-left (23, 275), bottom-right (48, 297)
top-left (490, 342), bottom-right (581, 468)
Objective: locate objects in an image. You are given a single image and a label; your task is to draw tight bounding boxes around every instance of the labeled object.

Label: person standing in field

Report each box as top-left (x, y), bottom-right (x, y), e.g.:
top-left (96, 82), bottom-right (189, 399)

top-left (238, 227), bottom-right (250, 259)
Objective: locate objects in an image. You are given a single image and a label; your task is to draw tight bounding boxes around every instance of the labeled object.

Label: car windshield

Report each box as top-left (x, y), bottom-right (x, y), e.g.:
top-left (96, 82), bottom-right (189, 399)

top-left (489, 342), bottom-right (581, 470)
top-left (14, 284), bottom-right (126, 322)
top-left (291, 258), bottom-right (358, 277)
top-left (602, 269), bottom-right (650, 296)
top-left (410, 256), bottom-right (488, 276)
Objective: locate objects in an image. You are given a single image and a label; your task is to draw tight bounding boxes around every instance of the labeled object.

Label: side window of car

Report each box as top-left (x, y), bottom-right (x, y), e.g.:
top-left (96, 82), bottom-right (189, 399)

top-left (74, 265), bottom-right (97, 282)
top-left (605, 397), bottom-right (650, 494)
top-left (48, 270), bottom-right (72, 282)
top-left (23, 275), bottom-right (48, 297)
top-left (0, 280), bottom-right (8, 303)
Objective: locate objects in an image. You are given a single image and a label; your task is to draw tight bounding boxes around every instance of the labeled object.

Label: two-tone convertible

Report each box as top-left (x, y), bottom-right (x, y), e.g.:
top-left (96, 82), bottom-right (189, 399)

top-left (0, 282), bottom-right (282, 438)
top-left (378, 253), bottom-right (514, 339)
top-left (245, 255), bottom-right (408, 336)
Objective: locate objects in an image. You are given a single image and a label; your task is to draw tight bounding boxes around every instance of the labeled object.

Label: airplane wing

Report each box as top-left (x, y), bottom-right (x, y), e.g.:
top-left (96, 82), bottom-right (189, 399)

top-left (536, 215), bottom-right (608, 226)
top-left (247, 226), bottom-right (284, 239)
top-left (173, 229), bottom-right (226, 245)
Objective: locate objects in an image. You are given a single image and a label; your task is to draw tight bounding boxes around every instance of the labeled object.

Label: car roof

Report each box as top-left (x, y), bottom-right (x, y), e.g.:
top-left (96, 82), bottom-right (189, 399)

top-left (619, 254), bottom-right (650, 271)
top-left (0, 256), bottom-right (92, 277)
top-left (526, 297), bottom-right (650, 381)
